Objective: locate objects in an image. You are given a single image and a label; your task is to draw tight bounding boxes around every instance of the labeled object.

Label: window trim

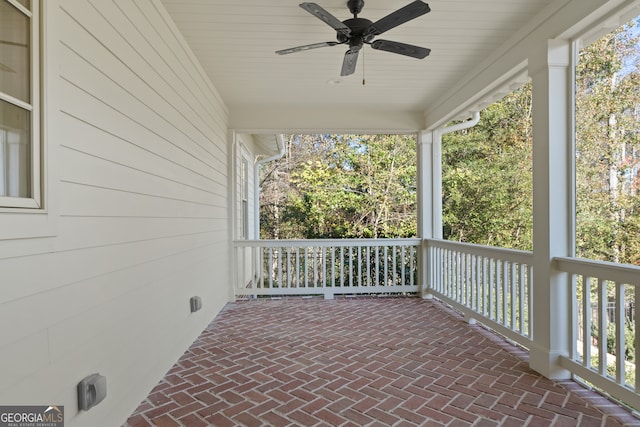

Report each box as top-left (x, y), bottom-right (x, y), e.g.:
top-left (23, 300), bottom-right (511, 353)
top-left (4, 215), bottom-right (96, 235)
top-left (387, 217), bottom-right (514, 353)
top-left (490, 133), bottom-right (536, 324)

top-left (0, 0), bottom-right (41, 209)
top-left (0, 0), bottom-right (56, 241)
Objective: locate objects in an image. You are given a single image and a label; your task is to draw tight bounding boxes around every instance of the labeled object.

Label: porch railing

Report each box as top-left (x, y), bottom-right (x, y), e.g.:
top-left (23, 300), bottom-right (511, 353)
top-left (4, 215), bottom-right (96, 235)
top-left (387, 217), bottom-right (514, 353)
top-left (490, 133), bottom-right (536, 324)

top-left (425, 239), bottom-right (534, 349)
top-left (233, 239), bottom-right (420, 299)
top-left (555, 256), bottom-right (640, 410)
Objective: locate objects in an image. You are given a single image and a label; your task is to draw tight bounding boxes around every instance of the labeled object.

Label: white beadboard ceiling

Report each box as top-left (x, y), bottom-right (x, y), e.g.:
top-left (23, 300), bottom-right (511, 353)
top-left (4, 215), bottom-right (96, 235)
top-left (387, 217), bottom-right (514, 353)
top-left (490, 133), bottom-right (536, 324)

top-left (160, 0), bottom-right (555, 131)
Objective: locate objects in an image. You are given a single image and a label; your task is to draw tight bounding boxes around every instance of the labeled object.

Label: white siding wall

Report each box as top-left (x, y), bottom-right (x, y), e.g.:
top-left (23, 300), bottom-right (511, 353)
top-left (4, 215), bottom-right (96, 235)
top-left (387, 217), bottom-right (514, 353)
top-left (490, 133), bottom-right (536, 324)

top-left (0, 1), bottom-right (231, 425)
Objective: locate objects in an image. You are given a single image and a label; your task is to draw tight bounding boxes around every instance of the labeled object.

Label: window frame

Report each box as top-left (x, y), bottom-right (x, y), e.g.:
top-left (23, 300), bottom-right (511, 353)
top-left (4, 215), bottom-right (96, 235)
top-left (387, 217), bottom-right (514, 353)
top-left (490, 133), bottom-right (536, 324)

top-left (0, 0), bottom-right (41, 209)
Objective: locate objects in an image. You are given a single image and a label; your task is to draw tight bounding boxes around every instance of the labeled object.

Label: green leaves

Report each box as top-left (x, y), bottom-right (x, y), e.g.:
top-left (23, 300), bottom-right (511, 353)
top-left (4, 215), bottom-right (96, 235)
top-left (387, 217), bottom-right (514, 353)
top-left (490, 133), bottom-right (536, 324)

top-left (440, 16), bottom-right (640, 264)
top-left (576, 19), bottom-right (640, 265)
top-left (442, 83), bottom-right (533, 251)
top-left (260, 134), bottom-right (417, 239)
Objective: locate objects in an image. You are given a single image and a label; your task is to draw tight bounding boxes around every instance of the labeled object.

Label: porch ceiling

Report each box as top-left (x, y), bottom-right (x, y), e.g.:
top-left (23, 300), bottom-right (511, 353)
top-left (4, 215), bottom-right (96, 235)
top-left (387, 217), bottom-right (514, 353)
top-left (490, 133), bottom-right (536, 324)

top-left (160, 0), bottom-right (555, 132)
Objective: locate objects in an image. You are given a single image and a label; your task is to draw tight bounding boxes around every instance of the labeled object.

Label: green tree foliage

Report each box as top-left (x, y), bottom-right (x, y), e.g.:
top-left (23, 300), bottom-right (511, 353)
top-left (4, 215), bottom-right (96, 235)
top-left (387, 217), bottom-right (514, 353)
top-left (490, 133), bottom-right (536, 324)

top-left (574, 21), bottom-right (640, 366)
top-left (576, 21), bottom-right (640, 265)
top-left (441, 83), bottom-right (533, 250)
top-left (260, 134), bottom-right (417, 239)
top-left (440, 18), bottom-right (640, 261)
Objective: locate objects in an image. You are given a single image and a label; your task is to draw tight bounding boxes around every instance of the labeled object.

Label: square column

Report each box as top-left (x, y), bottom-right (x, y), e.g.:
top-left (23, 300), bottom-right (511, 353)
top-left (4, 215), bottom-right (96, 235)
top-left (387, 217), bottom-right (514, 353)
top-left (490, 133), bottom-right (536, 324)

top-left (529, 39), bottom-right (573, 379)
top-left (417, 131), bottom-right (438, 240)
top-left (418, 130), bottom-right (439, 298)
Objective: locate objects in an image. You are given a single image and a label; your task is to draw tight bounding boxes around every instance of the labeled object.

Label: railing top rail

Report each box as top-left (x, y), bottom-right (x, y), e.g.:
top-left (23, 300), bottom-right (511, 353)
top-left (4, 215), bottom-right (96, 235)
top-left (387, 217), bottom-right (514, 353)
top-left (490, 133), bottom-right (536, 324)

top-left (234, 238), bottom-right (422, 248)
top-left (425, 238), bottom-right (533, 264)
top-left (554, 256), bottom-right (640, 286)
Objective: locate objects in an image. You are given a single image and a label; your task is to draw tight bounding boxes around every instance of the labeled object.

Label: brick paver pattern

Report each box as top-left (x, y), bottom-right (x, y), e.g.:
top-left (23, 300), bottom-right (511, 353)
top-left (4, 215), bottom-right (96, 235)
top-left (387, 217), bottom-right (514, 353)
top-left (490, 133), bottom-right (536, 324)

top-left (125, 297), bottom-right (640, 426)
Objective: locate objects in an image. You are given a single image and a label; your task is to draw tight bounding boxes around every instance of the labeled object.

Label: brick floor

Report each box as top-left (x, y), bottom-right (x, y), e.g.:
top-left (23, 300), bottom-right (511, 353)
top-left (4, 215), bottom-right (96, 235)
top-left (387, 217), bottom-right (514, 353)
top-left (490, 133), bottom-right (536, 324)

top-left (124, 297), bottom-right (640, 426)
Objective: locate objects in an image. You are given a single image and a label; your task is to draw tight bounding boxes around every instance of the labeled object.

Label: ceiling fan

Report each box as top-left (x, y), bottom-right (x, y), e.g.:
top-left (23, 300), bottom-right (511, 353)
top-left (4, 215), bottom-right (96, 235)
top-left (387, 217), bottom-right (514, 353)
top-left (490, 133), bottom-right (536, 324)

top-left (276, 0), bottom-right (431, 77)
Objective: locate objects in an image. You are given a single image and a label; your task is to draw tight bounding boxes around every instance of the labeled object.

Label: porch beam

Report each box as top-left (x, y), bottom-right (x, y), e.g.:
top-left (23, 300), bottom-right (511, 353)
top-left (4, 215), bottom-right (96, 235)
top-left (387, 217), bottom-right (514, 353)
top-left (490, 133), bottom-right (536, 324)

top-left (529, 39), bottom-right (573, 379)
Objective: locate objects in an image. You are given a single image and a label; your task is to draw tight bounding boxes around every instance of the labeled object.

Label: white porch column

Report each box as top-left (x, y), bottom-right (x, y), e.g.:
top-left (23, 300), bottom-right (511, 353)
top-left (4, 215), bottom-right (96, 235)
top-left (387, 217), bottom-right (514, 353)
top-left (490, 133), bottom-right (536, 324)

top-left (417, 130), bottom-right (439, 298)
top-left (418, 131), bottom-right (442, 239)
top-left (529, 39), bottom-right (573, 379)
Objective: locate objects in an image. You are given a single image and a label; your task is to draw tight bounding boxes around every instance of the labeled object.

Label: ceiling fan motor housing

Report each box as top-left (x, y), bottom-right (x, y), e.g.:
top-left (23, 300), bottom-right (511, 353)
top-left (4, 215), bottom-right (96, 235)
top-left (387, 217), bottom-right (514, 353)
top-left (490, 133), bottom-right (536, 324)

top-left (338, 18), bottom-right (374, 45)
top-left (347, 0), bottom-right (365, 15)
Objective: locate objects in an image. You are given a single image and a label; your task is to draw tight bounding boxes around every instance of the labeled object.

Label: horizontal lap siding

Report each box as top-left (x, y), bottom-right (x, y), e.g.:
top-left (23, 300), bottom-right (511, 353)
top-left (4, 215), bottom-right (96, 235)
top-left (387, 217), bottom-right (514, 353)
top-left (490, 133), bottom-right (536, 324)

top-left (0, 1), bottom-right (230, 426)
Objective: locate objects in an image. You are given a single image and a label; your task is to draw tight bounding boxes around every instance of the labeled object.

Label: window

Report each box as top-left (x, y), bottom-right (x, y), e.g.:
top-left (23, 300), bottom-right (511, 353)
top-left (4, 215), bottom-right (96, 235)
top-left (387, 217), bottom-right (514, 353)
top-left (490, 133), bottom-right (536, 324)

top-left (0, 0), bottom-right (41, 209)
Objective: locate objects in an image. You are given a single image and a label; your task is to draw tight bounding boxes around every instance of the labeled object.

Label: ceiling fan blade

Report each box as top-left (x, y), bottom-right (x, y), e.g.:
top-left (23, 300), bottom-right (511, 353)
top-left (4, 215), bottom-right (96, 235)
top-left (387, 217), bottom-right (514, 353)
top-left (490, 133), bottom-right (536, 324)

top-left (365, 1), bottom-right (430, 37)
top-left (341, 49), bottom-right (360, 76)
top-left (300, 3), bottom-right (352, 36)
top-left (276, 41), bottom-right (339, 55)
top-left (370, 39), bottom-right (431, 59)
